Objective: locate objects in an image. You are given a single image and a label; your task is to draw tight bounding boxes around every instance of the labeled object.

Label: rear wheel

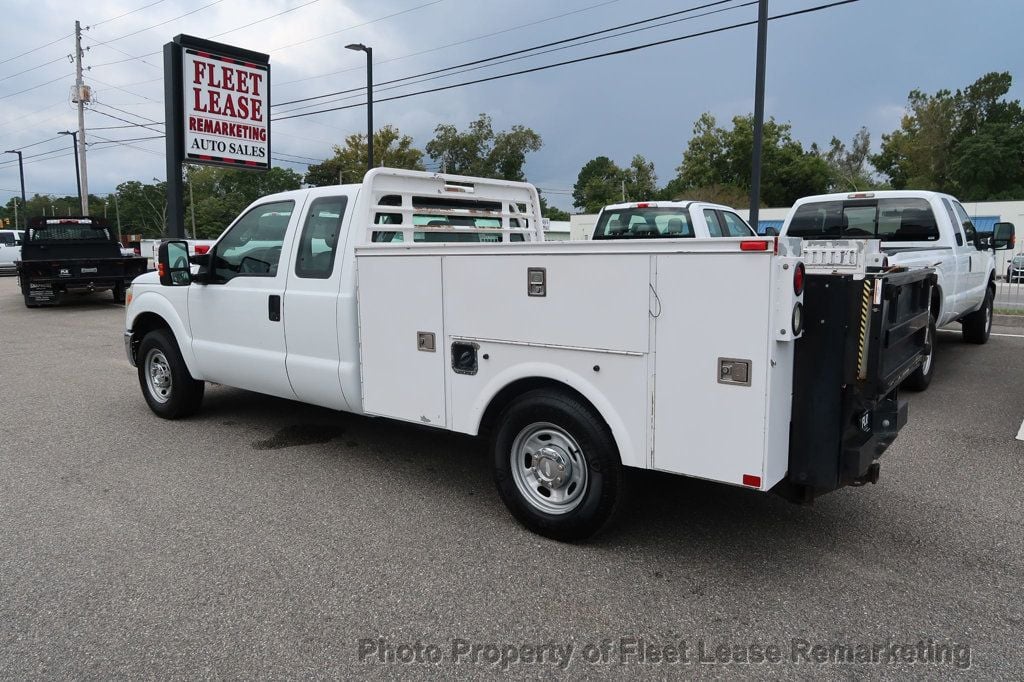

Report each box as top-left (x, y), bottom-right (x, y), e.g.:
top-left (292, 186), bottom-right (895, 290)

top-left (112, 283), bottom-right (126, 304)
top-left (492, 388), bottom-right (623, 541)
top-left (961, 287), bottom-right (993, 345)
top-left (904, 313), bottom-right (936, 391)
top-left (137, 329), bottom-right (204, 419)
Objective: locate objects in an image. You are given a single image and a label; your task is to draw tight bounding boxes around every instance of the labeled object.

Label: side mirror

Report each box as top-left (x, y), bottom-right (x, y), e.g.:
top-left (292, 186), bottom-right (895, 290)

top-left (763, 227), bottom-right (779, 236)
top-left (157, 240), bottom-right (192, 286)
top-left (993, 222), bottom-right (1015, 251)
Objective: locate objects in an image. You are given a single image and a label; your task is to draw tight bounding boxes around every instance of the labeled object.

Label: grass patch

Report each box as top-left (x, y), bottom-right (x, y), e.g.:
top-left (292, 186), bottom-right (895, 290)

top-left (995, 308), bottom-right (1023, 316)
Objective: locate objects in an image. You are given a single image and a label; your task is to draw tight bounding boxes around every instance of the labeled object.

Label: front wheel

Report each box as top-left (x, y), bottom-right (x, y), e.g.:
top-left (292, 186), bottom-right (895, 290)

top-left (492, 388), bottom-right (623, 542)
top-left (961, 287), bottom-right (994, 345)
top-left (904, 313), bottom-right (936, 391)
top-left (137, 329), bottom-right (205, 419)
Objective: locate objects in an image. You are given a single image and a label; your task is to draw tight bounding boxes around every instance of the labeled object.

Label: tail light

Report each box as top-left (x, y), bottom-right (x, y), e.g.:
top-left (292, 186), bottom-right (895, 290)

top-left (194, 244), bottom-right (210, 255)
top-left (793, 261), bottom-right (805, 295)
top-left (740, 240), bottom-right (770, 251)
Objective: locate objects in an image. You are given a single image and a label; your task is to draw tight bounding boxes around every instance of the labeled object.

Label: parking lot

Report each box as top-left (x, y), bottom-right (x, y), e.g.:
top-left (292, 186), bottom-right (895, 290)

top-left (1, 274), bottom-right (1022, 677)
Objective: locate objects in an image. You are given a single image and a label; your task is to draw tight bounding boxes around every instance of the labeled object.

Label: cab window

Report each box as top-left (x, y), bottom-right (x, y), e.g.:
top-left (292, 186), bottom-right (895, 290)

top-left (593, 207), bottom-right (695, 239)
top-left (703, 210), bottom-right (724, 237)
top-left (213, 201), bottom-right (294, 281)
top-left (721, 211), bottom-right (754, 236)
top-left (295, 197), bottom-right (347, 279)
top-left (952, 201), bottom-right (978, 246)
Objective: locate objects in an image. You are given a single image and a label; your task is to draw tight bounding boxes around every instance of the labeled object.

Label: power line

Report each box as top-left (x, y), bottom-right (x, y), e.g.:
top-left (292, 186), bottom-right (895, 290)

top-left (0, 73), bottom-right (74, 102)
top-left (274, 0), bottom-right (740, 109)
top-left (274, 0), bottom-right (623, 88)
top-left (208, 0), bottom-right (323, 39)
top-left (273, 0), bottom-right (754, 116)
top-left (86, 0), bottom-right (228, 67)
top-left (0, 55), bottom-right (70, 85)
top-left (95, 101), bottom-right (162, 126)
top-left (89, 0), bottom-right (170, 28)
top-left (88, 106), bottom-right (164, 134)
top-left (0, 34), bottom-right (74, 67)
top-left (274, 0), bottom-right (862, 122)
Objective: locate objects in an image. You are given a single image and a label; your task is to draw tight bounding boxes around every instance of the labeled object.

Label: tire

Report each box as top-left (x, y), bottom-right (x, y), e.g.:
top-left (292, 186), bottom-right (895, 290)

top-left (961, 287), bottom-right (993, 345)
top-left (492, 388), bottom-right (623, 542)
top-left (904, 313), bottom-right (936, 391)
top-left (137, 329), bottom-right (205, 419)
top-left (112, 283), bottom-right (126, 304)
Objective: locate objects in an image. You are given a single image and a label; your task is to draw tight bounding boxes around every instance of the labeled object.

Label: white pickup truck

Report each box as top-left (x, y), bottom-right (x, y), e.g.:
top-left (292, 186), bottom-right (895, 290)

top-left (591, 200), bottom-right (755, 239)
top-left (0, 228), bottom-right (25, 274)
top-left (124, 169), bottom-right (934, 540)
top-left (781, 190), bottom-right (1014, 390)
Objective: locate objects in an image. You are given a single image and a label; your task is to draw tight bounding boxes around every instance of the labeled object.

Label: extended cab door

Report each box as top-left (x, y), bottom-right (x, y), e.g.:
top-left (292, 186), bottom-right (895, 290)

top-left (188, 199), bottom-right (301, 400)
top-left (950, 199), bottom-right (988, 312)
top-left (282, 193), bottom-right (353, 410)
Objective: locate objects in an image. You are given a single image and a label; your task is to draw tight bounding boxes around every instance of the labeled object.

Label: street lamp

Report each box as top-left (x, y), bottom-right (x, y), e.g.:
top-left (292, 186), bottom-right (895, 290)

top-left (3, 149), bottom-right (25, 228)
top-left (58, 130), bottom-right (83, 212)
top-left (345, 43), bottom-right (374, 172)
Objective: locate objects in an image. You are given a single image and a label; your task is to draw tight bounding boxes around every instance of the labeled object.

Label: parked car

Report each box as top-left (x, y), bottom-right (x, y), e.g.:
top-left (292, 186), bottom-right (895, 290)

top-left (0, 228), bottom-right (25, 274)
top-left (124, 168), bottom-right (932, 541)
top-left (1008, 254), bottom-right (1024, 283)
top-left (591, 201), bottom-right (755, 239)
top-left (780, 190), bottom-right (1013, 390)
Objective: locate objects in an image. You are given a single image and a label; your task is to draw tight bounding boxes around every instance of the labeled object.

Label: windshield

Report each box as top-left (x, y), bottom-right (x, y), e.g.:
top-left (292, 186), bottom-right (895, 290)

top-left (787, 198), bottom-right (940, 242)
top-left (592, 207), bottom-right (695, 239)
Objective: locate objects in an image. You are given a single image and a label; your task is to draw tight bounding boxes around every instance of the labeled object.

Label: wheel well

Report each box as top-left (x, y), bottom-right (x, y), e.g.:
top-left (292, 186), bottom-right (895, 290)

top-left (930, 285), bottom-right (942, 320)
top-left (478, 378), bottom-right (609, 439)
top-left (128, 312), bottom-right (172, 363)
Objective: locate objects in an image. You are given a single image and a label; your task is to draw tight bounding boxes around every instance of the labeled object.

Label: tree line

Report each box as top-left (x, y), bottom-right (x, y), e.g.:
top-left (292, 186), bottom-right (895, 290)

top-left (2, 71), bottom-right (1020, 237)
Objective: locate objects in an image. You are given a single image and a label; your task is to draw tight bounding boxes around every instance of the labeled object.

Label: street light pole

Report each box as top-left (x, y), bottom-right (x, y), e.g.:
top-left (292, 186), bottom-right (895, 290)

top-left (58, 130), bottom-right (83, 212)
top-left (3, 149), bottom-right (25, 227)
top-left (345, 43), bottom-right (374, 172)
top-left (748, 0), bottom-right (769, 230)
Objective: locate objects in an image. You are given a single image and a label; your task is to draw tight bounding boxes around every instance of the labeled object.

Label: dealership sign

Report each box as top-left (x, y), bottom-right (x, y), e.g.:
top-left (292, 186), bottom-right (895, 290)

top-left (165, 35), bottom-right (271, 173)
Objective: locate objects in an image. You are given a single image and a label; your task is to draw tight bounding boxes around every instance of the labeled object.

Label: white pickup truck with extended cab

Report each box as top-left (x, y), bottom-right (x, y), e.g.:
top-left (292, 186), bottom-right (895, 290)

top-left (781, 190), bottom-right (1015, 390)
top-left (125, 169), bottom-right (935, 540)
top-left (591, 200), bottom-right (755, 240)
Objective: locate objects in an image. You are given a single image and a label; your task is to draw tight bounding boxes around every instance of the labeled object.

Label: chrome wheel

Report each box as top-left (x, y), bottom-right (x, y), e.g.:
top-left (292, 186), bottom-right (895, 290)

top-left (510, 422), bottom-right (588, 515)
top-left (145, 348), bottom-right (172, 404)
top-left (985, 298), bottom-right (992, 335)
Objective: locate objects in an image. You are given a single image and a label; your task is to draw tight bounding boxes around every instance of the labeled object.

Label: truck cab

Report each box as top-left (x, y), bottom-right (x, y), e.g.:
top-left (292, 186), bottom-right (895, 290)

top-left (0, 228), bottom-right (24, 274)
top-left (592, 201), bottom-right (755, 239)
top-left (780, 190), bottom-right (1013, 389)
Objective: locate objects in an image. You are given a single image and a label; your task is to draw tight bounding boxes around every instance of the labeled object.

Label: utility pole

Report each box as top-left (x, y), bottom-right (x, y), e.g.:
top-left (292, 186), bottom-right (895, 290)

top-left (748, 0), bottom-right (769, 230)
top-left (3, 150), bottom-right (25, 227)
top-left (74, 20), bottom-right (90, 216)
top-left (114, 192), bottom-right (122, 241)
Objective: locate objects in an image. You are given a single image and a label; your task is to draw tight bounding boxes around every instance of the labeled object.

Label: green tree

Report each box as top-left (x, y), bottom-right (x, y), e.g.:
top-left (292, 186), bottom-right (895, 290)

top-left (425, 113), bottom-right (542, 181)
top-left (185, 165), bottom-right (303, 238)
top-left (622, 154), bottom-right (657, 201)
top-left (672, 113), bottom-right (830, 206)
top-left (305, 124), bottom-right (425, 186)
top-left (572, 156), bottom-right (623, 212)
top-left (826, 127), bottom-right (875, 191)
top-left (871, 72), bottom-right (1024, 199)
top-left (113, 181), bottom-right (168, 236)
top-left (539, 195), bottom-right (570, 221)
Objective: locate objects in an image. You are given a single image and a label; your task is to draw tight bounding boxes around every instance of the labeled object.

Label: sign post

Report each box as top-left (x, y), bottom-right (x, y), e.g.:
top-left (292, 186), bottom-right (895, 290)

top-left (163, 35), bottom-right (270, 238)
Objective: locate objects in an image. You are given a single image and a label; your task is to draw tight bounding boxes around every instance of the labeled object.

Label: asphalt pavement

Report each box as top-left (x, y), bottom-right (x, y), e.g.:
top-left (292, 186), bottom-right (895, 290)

top-left (1, 275), bottom-right (1022, 679)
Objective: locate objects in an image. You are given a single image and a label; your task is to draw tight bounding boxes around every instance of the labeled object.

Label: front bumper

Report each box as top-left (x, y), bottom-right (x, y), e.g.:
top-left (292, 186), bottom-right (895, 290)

top-left (124, 330), bottom-right (137, 367)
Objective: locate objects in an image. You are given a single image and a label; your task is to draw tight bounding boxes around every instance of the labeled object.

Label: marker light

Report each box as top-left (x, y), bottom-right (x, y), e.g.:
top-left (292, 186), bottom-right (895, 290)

top-left (742, 474), bottom-right (762, 488)
top-left (194, 244), bottom-right (210, 255)
top-left (740, 240), bottom-right (770, 251)
top-left (636, 202), bottom-right (650, 208)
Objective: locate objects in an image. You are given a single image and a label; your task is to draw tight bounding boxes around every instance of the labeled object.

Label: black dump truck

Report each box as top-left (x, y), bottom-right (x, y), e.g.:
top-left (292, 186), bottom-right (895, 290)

top-left (16, 216), bottom-right (147, 308)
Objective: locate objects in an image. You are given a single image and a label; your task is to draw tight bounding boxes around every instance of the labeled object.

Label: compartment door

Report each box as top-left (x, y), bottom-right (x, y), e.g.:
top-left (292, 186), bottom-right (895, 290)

top-left (357, 255), bottom-right (446, 427)
top-left (652, 253), bottom-right (771, 486)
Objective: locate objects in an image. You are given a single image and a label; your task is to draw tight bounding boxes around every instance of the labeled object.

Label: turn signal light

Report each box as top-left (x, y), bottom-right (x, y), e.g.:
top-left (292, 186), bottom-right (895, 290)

top-left (157, 262), bottom-right (166, 278)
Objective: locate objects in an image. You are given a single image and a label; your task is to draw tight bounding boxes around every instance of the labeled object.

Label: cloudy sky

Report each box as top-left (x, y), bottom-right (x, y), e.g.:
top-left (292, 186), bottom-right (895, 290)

top-left (0, 0), bottom-right (1021, 212)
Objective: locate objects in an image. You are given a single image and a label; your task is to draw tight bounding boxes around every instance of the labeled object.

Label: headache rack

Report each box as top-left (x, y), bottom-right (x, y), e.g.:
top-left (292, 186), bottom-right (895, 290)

top-left (361, 168), bottom-right (546, 243)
